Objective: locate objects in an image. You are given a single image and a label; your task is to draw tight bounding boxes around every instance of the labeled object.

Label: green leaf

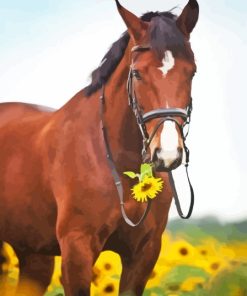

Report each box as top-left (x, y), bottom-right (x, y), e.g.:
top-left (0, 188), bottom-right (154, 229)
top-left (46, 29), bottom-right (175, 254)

top-left (123, 171), bottom-right (138, 179)
top-left (141, 163), bottom-right (153, 176)
top-left (140, 163), bottom-right (153, 181)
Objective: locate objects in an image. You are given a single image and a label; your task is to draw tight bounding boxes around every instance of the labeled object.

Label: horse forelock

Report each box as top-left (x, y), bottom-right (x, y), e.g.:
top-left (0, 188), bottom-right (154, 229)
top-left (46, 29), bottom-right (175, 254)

top-left (149, 16), bottom-right (184, 57)
top-left (83, 10), bottom-right (191, 97)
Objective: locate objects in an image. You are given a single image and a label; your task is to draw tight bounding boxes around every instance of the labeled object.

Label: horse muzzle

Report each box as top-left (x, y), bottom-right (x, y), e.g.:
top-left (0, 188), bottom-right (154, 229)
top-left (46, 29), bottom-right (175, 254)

top-left (152, 147), bottom-right (183, 172)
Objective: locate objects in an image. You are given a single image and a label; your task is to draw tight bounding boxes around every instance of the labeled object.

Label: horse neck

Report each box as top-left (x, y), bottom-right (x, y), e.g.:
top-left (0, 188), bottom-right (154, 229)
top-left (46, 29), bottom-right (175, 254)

top-left (55, 41), bottom-right (143, 171)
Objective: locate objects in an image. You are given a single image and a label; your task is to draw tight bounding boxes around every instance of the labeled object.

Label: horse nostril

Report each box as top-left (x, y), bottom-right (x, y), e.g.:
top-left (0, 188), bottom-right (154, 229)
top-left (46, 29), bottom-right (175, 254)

top-left (152, 148), bottom-right (160, 162)
top-left (167, 148), bottom-right (183, 169)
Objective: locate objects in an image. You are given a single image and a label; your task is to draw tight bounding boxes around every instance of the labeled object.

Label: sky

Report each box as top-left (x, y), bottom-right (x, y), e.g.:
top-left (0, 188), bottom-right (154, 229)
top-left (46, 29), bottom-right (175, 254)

top-left (0, 0), bottom-right (246, 223)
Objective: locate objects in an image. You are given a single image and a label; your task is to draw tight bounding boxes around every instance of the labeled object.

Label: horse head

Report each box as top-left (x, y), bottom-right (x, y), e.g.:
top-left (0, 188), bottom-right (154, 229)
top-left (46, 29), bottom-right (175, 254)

top-left (116, 0), bottom-right (199, 172)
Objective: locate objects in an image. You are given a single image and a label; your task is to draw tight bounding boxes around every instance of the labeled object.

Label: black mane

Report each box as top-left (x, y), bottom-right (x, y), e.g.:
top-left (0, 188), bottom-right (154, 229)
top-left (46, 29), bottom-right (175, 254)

top-left (84, 11), bottom-right (186, 97)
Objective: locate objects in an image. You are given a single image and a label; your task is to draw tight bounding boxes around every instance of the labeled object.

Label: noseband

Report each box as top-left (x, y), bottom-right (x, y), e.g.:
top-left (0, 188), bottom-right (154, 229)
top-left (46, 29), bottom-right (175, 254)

top-left (99, 45), bottom-right (194, 227)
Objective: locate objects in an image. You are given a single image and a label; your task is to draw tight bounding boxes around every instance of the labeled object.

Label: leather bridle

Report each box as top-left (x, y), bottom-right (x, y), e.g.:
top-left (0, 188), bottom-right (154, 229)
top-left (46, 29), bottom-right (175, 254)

top-left (99, 45), bottom-right (194, 227)
top-left (127, 46), bottom-right (193, 159)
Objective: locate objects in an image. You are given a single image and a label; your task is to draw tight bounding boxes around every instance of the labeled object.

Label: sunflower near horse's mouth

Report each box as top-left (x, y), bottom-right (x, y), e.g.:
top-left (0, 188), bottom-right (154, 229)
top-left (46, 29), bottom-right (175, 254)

top-left (132, 176), bottom-right (164, 202)
top-left (124, 163), bottom-right (164, 203)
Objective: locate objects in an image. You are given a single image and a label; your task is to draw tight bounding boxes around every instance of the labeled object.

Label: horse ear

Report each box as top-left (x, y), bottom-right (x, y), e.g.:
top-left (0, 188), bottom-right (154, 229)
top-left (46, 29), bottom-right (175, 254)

top-left (115, 0), bottom-right (148, 42)
top-left (176, 0), bottom-right (199, 38)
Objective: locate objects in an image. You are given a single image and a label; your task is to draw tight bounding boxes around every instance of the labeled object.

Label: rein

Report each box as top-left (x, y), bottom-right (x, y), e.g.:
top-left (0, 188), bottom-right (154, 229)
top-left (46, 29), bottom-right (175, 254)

top-left (99, 45), bottom-right (195, 227)
top-left (99, 86), bottom-right (152, 227)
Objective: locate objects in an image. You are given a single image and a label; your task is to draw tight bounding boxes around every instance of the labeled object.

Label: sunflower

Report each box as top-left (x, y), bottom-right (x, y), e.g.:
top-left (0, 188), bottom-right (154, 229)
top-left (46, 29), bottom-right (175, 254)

top-left (131, 176), bottom-right (164, 202)
top-left (146, 265), bottom-right (169, 289)
top-left (96, 277), bottom-right (119, 296)
top-left (204, 256), bottom-right (229, 275)
top-left (47, 256), bottom-right (62, 291)
top-left (2, 243), bottom-right (19, 281)
top-left (227, 242), bottom-right (247, 261)
top-left (94, 251), bottom-right (122, 277)
top-left (162, 239), bottom-right (196, 267)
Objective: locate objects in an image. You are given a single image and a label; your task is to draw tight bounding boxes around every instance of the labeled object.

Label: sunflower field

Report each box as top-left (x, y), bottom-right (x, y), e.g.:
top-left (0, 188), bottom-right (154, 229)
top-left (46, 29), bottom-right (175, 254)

top-left (0, 217), bottom-right (246, 296)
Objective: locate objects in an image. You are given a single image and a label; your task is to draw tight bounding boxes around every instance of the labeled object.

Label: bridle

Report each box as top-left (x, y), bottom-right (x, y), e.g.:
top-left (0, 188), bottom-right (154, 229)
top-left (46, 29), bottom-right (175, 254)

top-left (127, 46), bottom-right (193, 159)
top-left (99, 45), bottom-right (194, 227)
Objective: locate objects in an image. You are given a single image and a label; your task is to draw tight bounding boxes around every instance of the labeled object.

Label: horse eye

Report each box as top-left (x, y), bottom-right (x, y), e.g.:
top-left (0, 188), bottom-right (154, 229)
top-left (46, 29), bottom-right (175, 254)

top-left (132, 69), bottom-right (142, 80)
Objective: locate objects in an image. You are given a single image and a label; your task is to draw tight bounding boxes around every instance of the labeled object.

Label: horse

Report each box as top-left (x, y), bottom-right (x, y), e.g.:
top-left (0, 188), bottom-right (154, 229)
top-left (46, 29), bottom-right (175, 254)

top-left (0, 0), bottom-right (199, 295)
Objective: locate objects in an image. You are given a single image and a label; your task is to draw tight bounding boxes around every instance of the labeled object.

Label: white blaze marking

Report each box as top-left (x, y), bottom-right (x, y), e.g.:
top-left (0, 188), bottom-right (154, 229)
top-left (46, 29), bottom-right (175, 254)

top-left (157, 121), bottom-right (179, 167)
top-left (159, 50), bottom-right (175, 76)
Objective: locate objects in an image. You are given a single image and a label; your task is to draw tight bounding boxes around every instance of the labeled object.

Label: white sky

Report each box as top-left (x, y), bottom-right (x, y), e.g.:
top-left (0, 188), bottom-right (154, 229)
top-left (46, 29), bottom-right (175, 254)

top-left (0, 0), bottom-right (246, 222)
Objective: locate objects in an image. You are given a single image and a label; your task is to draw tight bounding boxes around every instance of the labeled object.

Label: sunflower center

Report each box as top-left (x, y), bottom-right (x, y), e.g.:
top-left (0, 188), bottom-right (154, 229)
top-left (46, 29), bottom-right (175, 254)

top-left (179, 247), bottom-right (189, 256)
top-left (141, 183), bottom-right (152, 192)
top-left (104, 284), bottom-right (114, 293)
top-left (211, 262), bottom-right (220, 270)
top-left (104, 263), bottom-right (112, 270)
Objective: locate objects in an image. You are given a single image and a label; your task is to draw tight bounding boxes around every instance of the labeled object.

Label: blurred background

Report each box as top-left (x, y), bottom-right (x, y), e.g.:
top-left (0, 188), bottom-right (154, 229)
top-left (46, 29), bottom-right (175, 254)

top-left (0, 0), bottom-right (246, 295)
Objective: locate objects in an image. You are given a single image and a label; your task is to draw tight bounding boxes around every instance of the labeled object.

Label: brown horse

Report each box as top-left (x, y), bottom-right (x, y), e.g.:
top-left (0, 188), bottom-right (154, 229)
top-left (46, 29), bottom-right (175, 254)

top-left (0, 0), bottom-right (199, 295)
